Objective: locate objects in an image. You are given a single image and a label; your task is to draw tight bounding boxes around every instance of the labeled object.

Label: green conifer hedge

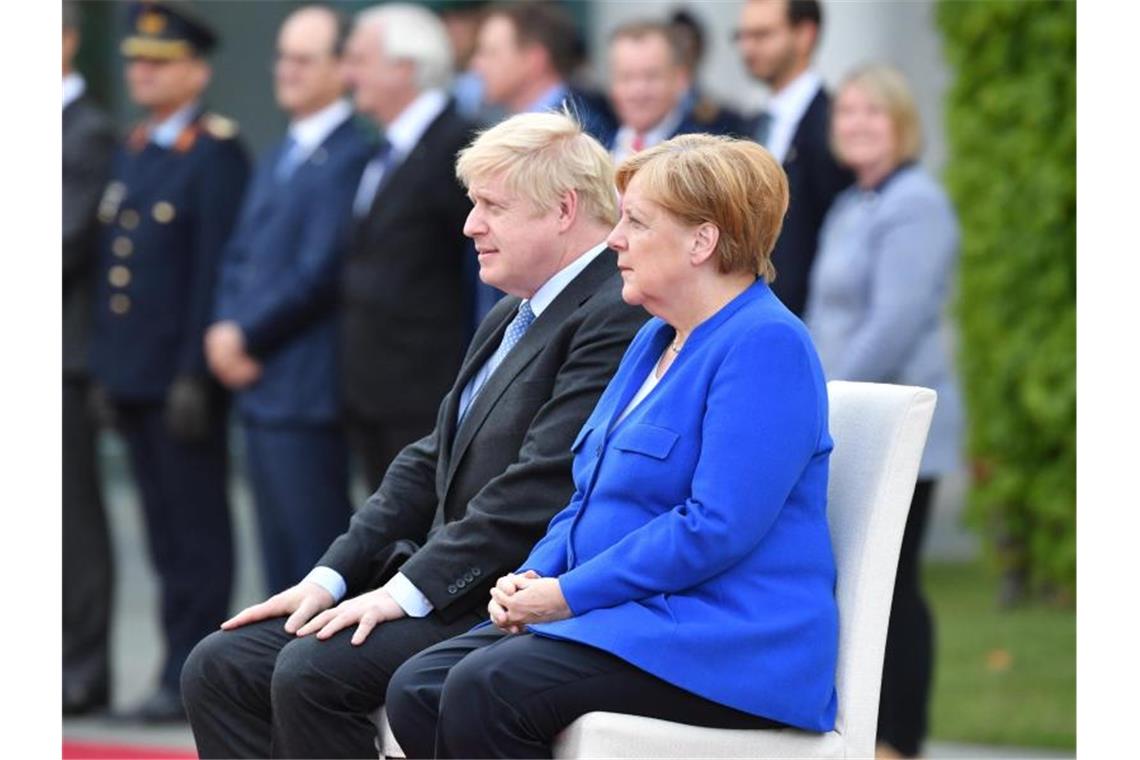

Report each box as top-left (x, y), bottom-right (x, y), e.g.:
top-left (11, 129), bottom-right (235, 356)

top-left (937, 0), bottom-right (1076, 598)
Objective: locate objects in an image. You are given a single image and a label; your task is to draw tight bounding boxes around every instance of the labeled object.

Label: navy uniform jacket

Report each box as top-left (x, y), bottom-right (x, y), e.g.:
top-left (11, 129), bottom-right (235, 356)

top-left (215, 117), bottom-right (372, 425)
top-left (747, 89), bottom-right (853, 317)
top-left (91, 110), bottom-right (250, 401)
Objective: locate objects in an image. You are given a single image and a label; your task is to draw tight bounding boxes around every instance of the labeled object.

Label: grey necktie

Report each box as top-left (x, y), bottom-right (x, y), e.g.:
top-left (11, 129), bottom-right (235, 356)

top-left (753, 110), bottom-right (773, 147)
top-left (352, 138), bottom-right (394, 217)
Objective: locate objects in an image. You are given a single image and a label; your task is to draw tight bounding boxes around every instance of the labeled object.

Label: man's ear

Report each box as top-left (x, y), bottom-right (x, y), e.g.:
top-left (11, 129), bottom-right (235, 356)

top-left (689, 222), bottom-right (720, 267)
top-left (794, 21), bottom-right (820, 62)
top-left (557, 188), bottom-right (580, 232)
top-left (192, 59), bottom-right (213, 90)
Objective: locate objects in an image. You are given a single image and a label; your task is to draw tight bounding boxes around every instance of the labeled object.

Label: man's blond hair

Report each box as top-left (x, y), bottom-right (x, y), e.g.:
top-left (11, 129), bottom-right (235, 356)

top-left (456, 110), bottom-right (618, 225)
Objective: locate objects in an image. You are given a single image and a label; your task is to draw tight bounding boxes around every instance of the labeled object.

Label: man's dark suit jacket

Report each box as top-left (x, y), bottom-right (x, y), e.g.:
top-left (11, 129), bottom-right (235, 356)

top-left (759, 88), bottom-right (854, 317)
top-left (319, 249), bottom-right (650, 623)
top-left (341, 102), bottom-right (475, 427)
top-left (63, 94), bottom-right (115, 376)
top-left (215, 117), bottom-right (372, 424)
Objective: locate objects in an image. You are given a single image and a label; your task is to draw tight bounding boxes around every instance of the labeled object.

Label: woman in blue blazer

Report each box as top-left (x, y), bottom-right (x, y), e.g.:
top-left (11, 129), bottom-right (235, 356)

top-left (386, 134), bottom-right (839, 758)
top-left (804, 64), bottom-right (963, 759)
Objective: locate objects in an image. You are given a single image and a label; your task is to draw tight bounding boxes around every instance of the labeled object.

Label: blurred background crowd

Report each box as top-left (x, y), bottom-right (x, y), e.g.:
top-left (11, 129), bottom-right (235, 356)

top-left (61, 0), bottom-right (1075, 757)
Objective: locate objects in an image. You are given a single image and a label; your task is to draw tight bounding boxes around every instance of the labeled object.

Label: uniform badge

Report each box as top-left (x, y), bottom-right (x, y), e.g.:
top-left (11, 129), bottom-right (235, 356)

top-left (98, 181), bottom-right (126, 224)
top-left (153, 201), bottom-right (176, 224)
top-left (137, 10), bottom-right (166, 36)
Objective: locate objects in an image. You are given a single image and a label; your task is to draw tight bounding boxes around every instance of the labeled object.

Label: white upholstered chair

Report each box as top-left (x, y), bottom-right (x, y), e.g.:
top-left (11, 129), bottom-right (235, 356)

top-left (378, 381), bottom-right (937, 759)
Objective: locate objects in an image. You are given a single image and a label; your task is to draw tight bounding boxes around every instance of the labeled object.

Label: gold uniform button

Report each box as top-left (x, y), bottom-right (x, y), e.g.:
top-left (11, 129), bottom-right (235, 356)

top-left (110, 294), bottom-right (131, 315)
top-left (119, 209), bottom-right (140, 230)
top-left (109, 266), bottom-right (132, 288)
top-left (153, 201), bottom-right (176, 224)
top-left (112, 236), bottom-right (133, 258)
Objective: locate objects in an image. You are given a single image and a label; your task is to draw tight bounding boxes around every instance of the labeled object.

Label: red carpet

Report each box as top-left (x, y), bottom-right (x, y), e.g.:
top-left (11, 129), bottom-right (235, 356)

top-left (62, 741), bottom-right (197, 759)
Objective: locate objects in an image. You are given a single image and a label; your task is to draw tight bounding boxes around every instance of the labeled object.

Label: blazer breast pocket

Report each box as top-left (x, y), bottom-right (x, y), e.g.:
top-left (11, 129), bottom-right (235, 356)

top-left (611, 423), bottom-right (680, 460)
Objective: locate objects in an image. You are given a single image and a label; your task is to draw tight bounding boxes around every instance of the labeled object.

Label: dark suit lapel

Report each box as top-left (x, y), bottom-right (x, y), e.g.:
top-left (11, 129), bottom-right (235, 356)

top-left (363, 102), bottom-right (458, 229)
top-left (443, 249), bottom-right (618, 487)
top-left (290, 116), bottom-right (355, 184)
top-left (784, 87), bottom-right (827, 169)
top-left (437, 301), bottom-right (519, 463)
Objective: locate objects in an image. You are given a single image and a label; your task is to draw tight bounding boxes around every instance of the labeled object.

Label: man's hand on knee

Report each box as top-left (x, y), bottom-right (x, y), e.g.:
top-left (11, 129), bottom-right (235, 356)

top-left (220, 581), bottom-right (335, 633)
top-left (294, 587), bottom-right (406, 645)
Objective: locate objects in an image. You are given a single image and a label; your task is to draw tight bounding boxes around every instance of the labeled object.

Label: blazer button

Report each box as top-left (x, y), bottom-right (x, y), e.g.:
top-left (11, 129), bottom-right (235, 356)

top-left (471, 567), bottom-right (481, 577)
top-left (153, 201), bottom-right (176, 223)
top-left (594, 445), bottom-right (602, 457)
top-left (447, 585), bottom-right (457, 595)
top-left (456, 578), bottom-right (467, 589)
top-left (463, 572), bottom-right (474, 583)
top-left (108, 265), bottom-right (131, 288)
top-left (109, 294), bottom-right (131, 315)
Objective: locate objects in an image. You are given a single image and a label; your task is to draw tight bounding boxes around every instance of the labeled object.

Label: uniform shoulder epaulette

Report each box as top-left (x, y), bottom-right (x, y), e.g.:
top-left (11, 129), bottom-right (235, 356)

top-left (201, 112), bottom-right (239, 140)
top-left (127, 121), bottom-right (150, 152)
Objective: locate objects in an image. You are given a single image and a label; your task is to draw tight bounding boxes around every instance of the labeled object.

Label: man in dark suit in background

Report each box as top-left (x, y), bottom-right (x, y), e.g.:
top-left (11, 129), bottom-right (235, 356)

top-left (180, 108), bottom-right (649, 759)
top-left (89, 1), bottom-right (250, 722)
top-left (736, 0), bottom-right (852, 316)
top-left (472, 1), bottom-right (617, 144)
top-left (206, 5), bottom-right (371, 596)
top-left (62, 0), bottom-right (116, 718)
top-left (337, 4), bottom-right (475, 491)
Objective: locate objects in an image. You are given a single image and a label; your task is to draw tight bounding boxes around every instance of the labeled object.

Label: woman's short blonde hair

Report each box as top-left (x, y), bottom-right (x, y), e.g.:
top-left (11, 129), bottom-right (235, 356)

top-left (614, 134), bottom-right (789, 281)
top-left (456, 110), bottom-right (618, 226)
top-left (835, 63), bottom-right (923, 164)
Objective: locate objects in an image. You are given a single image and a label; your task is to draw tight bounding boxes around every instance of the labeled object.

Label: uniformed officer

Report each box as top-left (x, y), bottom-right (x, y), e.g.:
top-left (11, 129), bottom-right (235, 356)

top-left (89, 0), bottom-right (250, 722)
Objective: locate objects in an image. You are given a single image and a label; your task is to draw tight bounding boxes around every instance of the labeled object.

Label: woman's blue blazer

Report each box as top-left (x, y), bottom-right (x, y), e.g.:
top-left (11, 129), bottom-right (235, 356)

top-left (523, 279), bottom-right (839, 732)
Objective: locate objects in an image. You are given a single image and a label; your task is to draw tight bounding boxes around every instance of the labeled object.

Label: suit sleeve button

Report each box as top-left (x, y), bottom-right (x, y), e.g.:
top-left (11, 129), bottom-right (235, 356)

top-left (471, 567), bottom-right (481, 577)
top-left (455, 579), bottom-right (467, 589)
top-left (447, 585), bottom-right (457, 595)
top-left (463, 572), bottom-right (474, 583)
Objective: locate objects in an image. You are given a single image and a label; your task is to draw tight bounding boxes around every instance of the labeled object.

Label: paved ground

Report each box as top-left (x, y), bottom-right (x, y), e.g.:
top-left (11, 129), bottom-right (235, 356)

top-left (63, 434), bottom-right (1069, 759)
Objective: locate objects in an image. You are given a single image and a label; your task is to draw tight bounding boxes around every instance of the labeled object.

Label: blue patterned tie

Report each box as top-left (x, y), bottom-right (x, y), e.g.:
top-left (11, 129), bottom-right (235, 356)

top-left (457, 301), bottom-right (536, 425)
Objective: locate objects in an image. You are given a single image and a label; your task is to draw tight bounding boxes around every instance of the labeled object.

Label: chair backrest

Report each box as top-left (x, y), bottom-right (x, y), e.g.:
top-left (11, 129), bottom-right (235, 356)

top-left (824, 381), bottom-right (936, 755)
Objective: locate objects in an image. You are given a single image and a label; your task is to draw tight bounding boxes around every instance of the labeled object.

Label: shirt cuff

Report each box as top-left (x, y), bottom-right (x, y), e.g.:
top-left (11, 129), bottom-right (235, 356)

top-left (303, 566), bottom-right (347, 603)
top-left (383, 572), bottom-right (435, 618)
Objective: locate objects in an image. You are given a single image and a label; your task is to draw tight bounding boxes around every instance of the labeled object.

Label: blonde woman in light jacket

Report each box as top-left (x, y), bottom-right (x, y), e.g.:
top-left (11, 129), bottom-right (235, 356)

top-left (804, 63), bottom-right (963, 760)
